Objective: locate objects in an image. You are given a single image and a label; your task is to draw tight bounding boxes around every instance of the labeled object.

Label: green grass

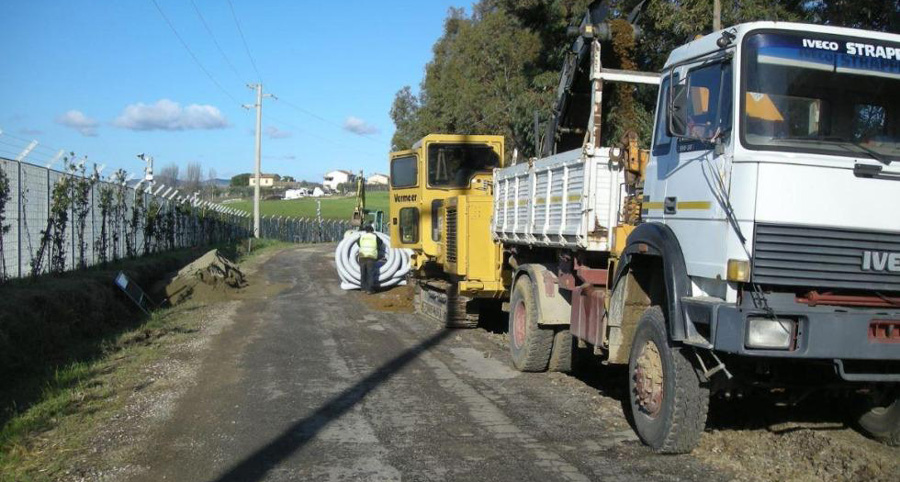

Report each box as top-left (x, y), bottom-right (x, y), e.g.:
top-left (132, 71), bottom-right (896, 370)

top-left (227, 191), bottom-right (389, 219)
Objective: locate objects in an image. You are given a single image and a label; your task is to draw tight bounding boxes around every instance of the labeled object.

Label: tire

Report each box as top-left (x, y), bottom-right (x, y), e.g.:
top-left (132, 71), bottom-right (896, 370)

top-left (856, 392), bottom-right (900, 446)
top-left (627, 306), bottom-right (708, 454)
top-left (548, 329), bottom-right (573, 373)
top-left (508, 275), bottom-right (554, 372)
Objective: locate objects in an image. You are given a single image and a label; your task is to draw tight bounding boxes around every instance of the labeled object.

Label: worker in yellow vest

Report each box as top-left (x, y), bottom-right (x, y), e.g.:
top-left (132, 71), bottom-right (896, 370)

top-left (357, 224), bottom-right (383, 294)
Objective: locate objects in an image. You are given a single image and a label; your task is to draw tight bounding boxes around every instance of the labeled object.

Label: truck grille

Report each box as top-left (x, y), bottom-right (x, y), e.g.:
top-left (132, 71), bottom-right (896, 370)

top-left (752, 223), bottom-right (900, 293)
top-left (446, 206), bottom-right (458, 264)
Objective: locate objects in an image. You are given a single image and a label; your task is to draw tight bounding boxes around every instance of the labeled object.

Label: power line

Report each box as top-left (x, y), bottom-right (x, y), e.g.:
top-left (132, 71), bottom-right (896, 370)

top-left (211, 1), bottom-right (379, 145)
top-left (0, 130), bottom-right (63, 154)
top-left (276, 97), bottom-right (380, 144)
top-left (266, 114), bottom-right (342, 147)
top-left (149, 0), bottom-right (241, 105)
top-left (226, 0), bottom-right (263, 83)
top-left (189, 0), bottom-right (245, 83)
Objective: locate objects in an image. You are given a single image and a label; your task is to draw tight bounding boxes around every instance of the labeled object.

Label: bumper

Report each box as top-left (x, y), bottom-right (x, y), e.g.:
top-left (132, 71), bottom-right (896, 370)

top-left (682, 295), bottom-right (900, 382)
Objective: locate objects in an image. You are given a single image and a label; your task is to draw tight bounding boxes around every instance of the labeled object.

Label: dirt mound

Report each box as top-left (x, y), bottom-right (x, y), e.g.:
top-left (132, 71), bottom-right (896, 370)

top-left (356, 284), bottom-right (415, 313)
top-left (697, 398), bottom-right (900, 481)
top-left (160, 249), bottom-right (247, 306)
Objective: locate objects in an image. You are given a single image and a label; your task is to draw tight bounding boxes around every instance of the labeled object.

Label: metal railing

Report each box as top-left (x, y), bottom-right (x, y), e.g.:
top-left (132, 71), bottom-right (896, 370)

top-left (0, 156), bottom-right (251, 281)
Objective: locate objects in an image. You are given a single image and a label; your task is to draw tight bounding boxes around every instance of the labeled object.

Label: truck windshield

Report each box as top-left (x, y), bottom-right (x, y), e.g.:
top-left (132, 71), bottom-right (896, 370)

top-left (741, 31), bottom-right (899, 163)
top-left (427, 143), bottom-right (499, 188)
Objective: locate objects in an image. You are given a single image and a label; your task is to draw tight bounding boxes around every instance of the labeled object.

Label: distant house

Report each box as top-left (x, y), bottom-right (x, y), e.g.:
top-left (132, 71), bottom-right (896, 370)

top-left (248, 174), bottom-right (277, 187)
top-left (284, 188), bottom-right (310, 200)
top-left (323, 170), bottom-right (354, 191)
top-left (367, 173), bottom-right (389, 185)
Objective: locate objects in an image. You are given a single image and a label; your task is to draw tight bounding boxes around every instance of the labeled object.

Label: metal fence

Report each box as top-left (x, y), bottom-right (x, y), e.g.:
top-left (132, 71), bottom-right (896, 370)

top-left (0, 156), bottom-right (251, 281)
top-left (258, 216), bottom-right (353, 243)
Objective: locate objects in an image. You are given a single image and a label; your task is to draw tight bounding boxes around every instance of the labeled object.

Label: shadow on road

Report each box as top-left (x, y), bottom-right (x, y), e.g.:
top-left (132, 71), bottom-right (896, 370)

top-left (208, 327), bottom-right (453, 482)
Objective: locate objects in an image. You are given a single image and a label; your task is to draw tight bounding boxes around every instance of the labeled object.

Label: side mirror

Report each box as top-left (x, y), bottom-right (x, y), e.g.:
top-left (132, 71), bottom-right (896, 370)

top-left (669, 83), bottom-right (689, 138)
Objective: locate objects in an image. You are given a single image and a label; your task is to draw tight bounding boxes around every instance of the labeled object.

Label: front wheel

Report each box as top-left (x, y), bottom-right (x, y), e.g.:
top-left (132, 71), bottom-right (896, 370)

top-left (627, 306), bottom-right (709, 453)
top-left (856, 390), bottom-right (900, 446)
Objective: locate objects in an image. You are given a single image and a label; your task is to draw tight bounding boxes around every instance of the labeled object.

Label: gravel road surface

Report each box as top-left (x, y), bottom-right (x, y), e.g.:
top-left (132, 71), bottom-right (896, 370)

top-left (123, 244), bottom-right (898, 482)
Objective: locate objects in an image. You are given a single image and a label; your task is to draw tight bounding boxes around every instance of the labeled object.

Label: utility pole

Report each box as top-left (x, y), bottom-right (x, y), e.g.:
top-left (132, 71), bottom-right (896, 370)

top-left (713, 0), bottom-right (722, 31)
top-left (244, 83), bottom-right (275, 238)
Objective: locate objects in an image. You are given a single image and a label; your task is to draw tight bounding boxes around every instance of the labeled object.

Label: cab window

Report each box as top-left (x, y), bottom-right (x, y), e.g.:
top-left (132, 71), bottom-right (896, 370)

top-left (427, 144), bottom-right (499, 188)
top-left (399, 207), bottom-right (419, 244)
top-left (391, 156), bottom-right (417, 188)
top-left (653, 76), bottom-right (672, 156)
top-left (683, 61), bottom-right (733, 140)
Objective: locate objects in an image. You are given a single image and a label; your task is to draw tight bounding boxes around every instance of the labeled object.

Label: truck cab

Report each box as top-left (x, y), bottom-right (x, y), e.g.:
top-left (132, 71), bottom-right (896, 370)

top-left (389, 134), bottom-right (504, 271)
top-left (642, 21), bottom-right (900, 368)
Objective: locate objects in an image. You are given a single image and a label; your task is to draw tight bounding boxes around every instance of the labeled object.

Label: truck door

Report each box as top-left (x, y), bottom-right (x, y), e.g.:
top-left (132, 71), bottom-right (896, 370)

top-left (660, 58), bottom-right (734, 280)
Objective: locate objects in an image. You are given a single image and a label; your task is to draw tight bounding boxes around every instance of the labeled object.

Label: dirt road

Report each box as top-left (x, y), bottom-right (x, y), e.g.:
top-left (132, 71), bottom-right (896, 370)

top-left (122, 244), bottom-right (898, 482)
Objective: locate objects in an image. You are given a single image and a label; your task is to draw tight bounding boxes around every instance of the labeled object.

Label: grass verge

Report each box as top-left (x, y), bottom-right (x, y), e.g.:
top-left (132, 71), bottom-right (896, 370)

top-left (228, 191), bottom-right (388, 219)
top-left (0, 239), bottom-right (287, 481)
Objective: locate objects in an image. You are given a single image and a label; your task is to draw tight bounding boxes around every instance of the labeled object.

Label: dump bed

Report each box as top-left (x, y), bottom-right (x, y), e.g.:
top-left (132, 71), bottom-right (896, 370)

top-left (491, 148), bottom-right (624, 252)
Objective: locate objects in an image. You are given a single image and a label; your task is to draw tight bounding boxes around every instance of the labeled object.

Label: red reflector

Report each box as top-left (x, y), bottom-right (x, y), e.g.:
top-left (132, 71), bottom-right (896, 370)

top-left (869, 320), bottom-right (900, 343)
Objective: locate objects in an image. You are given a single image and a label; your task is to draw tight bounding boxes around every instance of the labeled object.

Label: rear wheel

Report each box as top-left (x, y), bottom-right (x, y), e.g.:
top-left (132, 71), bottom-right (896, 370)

top-left (508, 275), bottom-right (553, 372)
top-left (628, 306), bottom-right (708, 453)
top-left (856, 390), bottom-right (900, 446)
top-left (548, 329), bottom-right (573, 373)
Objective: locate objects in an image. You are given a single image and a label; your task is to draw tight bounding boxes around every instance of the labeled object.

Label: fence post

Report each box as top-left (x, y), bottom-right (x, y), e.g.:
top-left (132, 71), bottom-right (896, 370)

top-left (91, 178), bottom-right (96, 266)
top-left (16, 160), bottom-right (22, 278)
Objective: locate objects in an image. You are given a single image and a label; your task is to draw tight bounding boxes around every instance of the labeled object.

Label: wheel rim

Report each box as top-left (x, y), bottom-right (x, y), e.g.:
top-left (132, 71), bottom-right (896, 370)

top-left (633, 340), bottom-right (664, 418)
top-left (513, 300), bottom-right (526, 349)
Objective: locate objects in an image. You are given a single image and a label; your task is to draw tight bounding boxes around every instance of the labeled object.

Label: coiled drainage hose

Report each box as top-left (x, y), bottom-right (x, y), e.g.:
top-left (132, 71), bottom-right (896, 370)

top-left (335, 231), bottom-right (413, 290)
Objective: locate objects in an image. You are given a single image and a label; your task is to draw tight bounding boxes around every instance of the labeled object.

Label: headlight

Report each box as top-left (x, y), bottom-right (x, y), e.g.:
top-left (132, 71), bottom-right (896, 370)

top-left (746, 317), bottom-right (795, 350)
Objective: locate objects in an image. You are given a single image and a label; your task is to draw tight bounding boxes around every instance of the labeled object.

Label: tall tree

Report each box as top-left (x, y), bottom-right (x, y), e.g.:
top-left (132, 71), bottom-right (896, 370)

top-left (391, 0), bottom-right (892, 154)
top-left (157, 163), bottom-right (179, 188)
top-left (231, 173), bottom-right (251, 187)
top-left (389, 86), bottom-right (424, 151)
top-left (183, 162), bottom-right (202, 194)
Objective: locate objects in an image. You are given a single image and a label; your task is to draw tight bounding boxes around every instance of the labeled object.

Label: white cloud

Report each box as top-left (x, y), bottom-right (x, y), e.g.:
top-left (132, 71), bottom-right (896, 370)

top-left (55, 110), bottom-right (98, 137)
top-left (265, 125), bottom-right (292, 139)
top-left (112, 99), bottom-right (229, 131)
top-left (343, 116), bottom-right (379, 135)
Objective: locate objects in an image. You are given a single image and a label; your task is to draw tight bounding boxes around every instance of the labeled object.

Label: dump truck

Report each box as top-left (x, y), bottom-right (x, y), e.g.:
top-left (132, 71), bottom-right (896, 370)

top-left (389, 11), bottom-right (900, 452)
top-left (493, 20), bottom-right (900, 452)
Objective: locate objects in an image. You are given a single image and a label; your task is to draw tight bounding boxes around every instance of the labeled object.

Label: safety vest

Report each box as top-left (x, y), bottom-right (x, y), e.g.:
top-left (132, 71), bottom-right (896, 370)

top-left (359, 233), bottom-right (378, 259)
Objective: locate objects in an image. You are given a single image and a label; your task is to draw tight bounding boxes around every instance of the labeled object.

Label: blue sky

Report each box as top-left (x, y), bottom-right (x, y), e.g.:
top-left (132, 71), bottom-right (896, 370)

top-left (0, 0), bottom-right (466, 182)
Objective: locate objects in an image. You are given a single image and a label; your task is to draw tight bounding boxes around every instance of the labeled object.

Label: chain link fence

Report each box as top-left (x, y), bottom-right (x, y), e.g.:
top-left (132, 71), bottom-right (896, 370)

top-left (258, 216), bottom-right (354, 243)
top-left (0, 156), bottom-right (251, 281)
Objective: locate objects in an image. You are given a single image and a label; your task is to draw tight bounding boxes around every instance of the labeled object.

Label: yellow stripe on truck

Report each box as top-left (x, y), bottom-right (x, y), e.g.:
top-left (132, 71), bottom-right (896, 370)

top-left (677, 201), bottom-right (712, 210)
top-left (641, 201), bottom-right (712, 211)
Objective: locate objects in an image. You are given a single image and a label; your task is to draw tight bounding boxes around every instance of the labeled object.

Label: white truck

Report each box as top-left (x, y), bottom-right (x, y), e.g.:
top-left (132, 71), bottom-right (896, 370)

top-left (492, 20), bottom-right (900, 453)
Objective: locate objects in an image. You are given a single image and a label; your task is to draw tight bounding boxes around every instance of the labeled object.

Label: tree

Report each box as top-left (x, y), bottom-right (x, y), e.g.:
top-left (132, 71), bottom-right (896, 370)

top-left (207, 168), bottom-right (217, 183)
top-left (282, 175), bottom-right (296, 182)
top-left (806, 0), bottom-right (899, 32)
top-left (231, 173), bottom-right (251, 187)
top-left (157, 163), bottom-right (179, 188)
top-left (393, 0), bottom-right (896, 153)
top-left (183, 162), bottom-right (202, 194)
top-left (390, 86), bottom-right (424, 150)
top-left (390, 2), bottom-right (593, 157)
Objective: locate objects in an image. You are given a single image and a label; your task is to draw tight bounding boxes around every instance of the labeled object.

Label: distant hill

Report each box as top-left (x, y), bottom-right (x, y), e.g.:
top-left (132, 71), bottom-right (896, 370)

top-left (204, 178), bottom-right (230, 188)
